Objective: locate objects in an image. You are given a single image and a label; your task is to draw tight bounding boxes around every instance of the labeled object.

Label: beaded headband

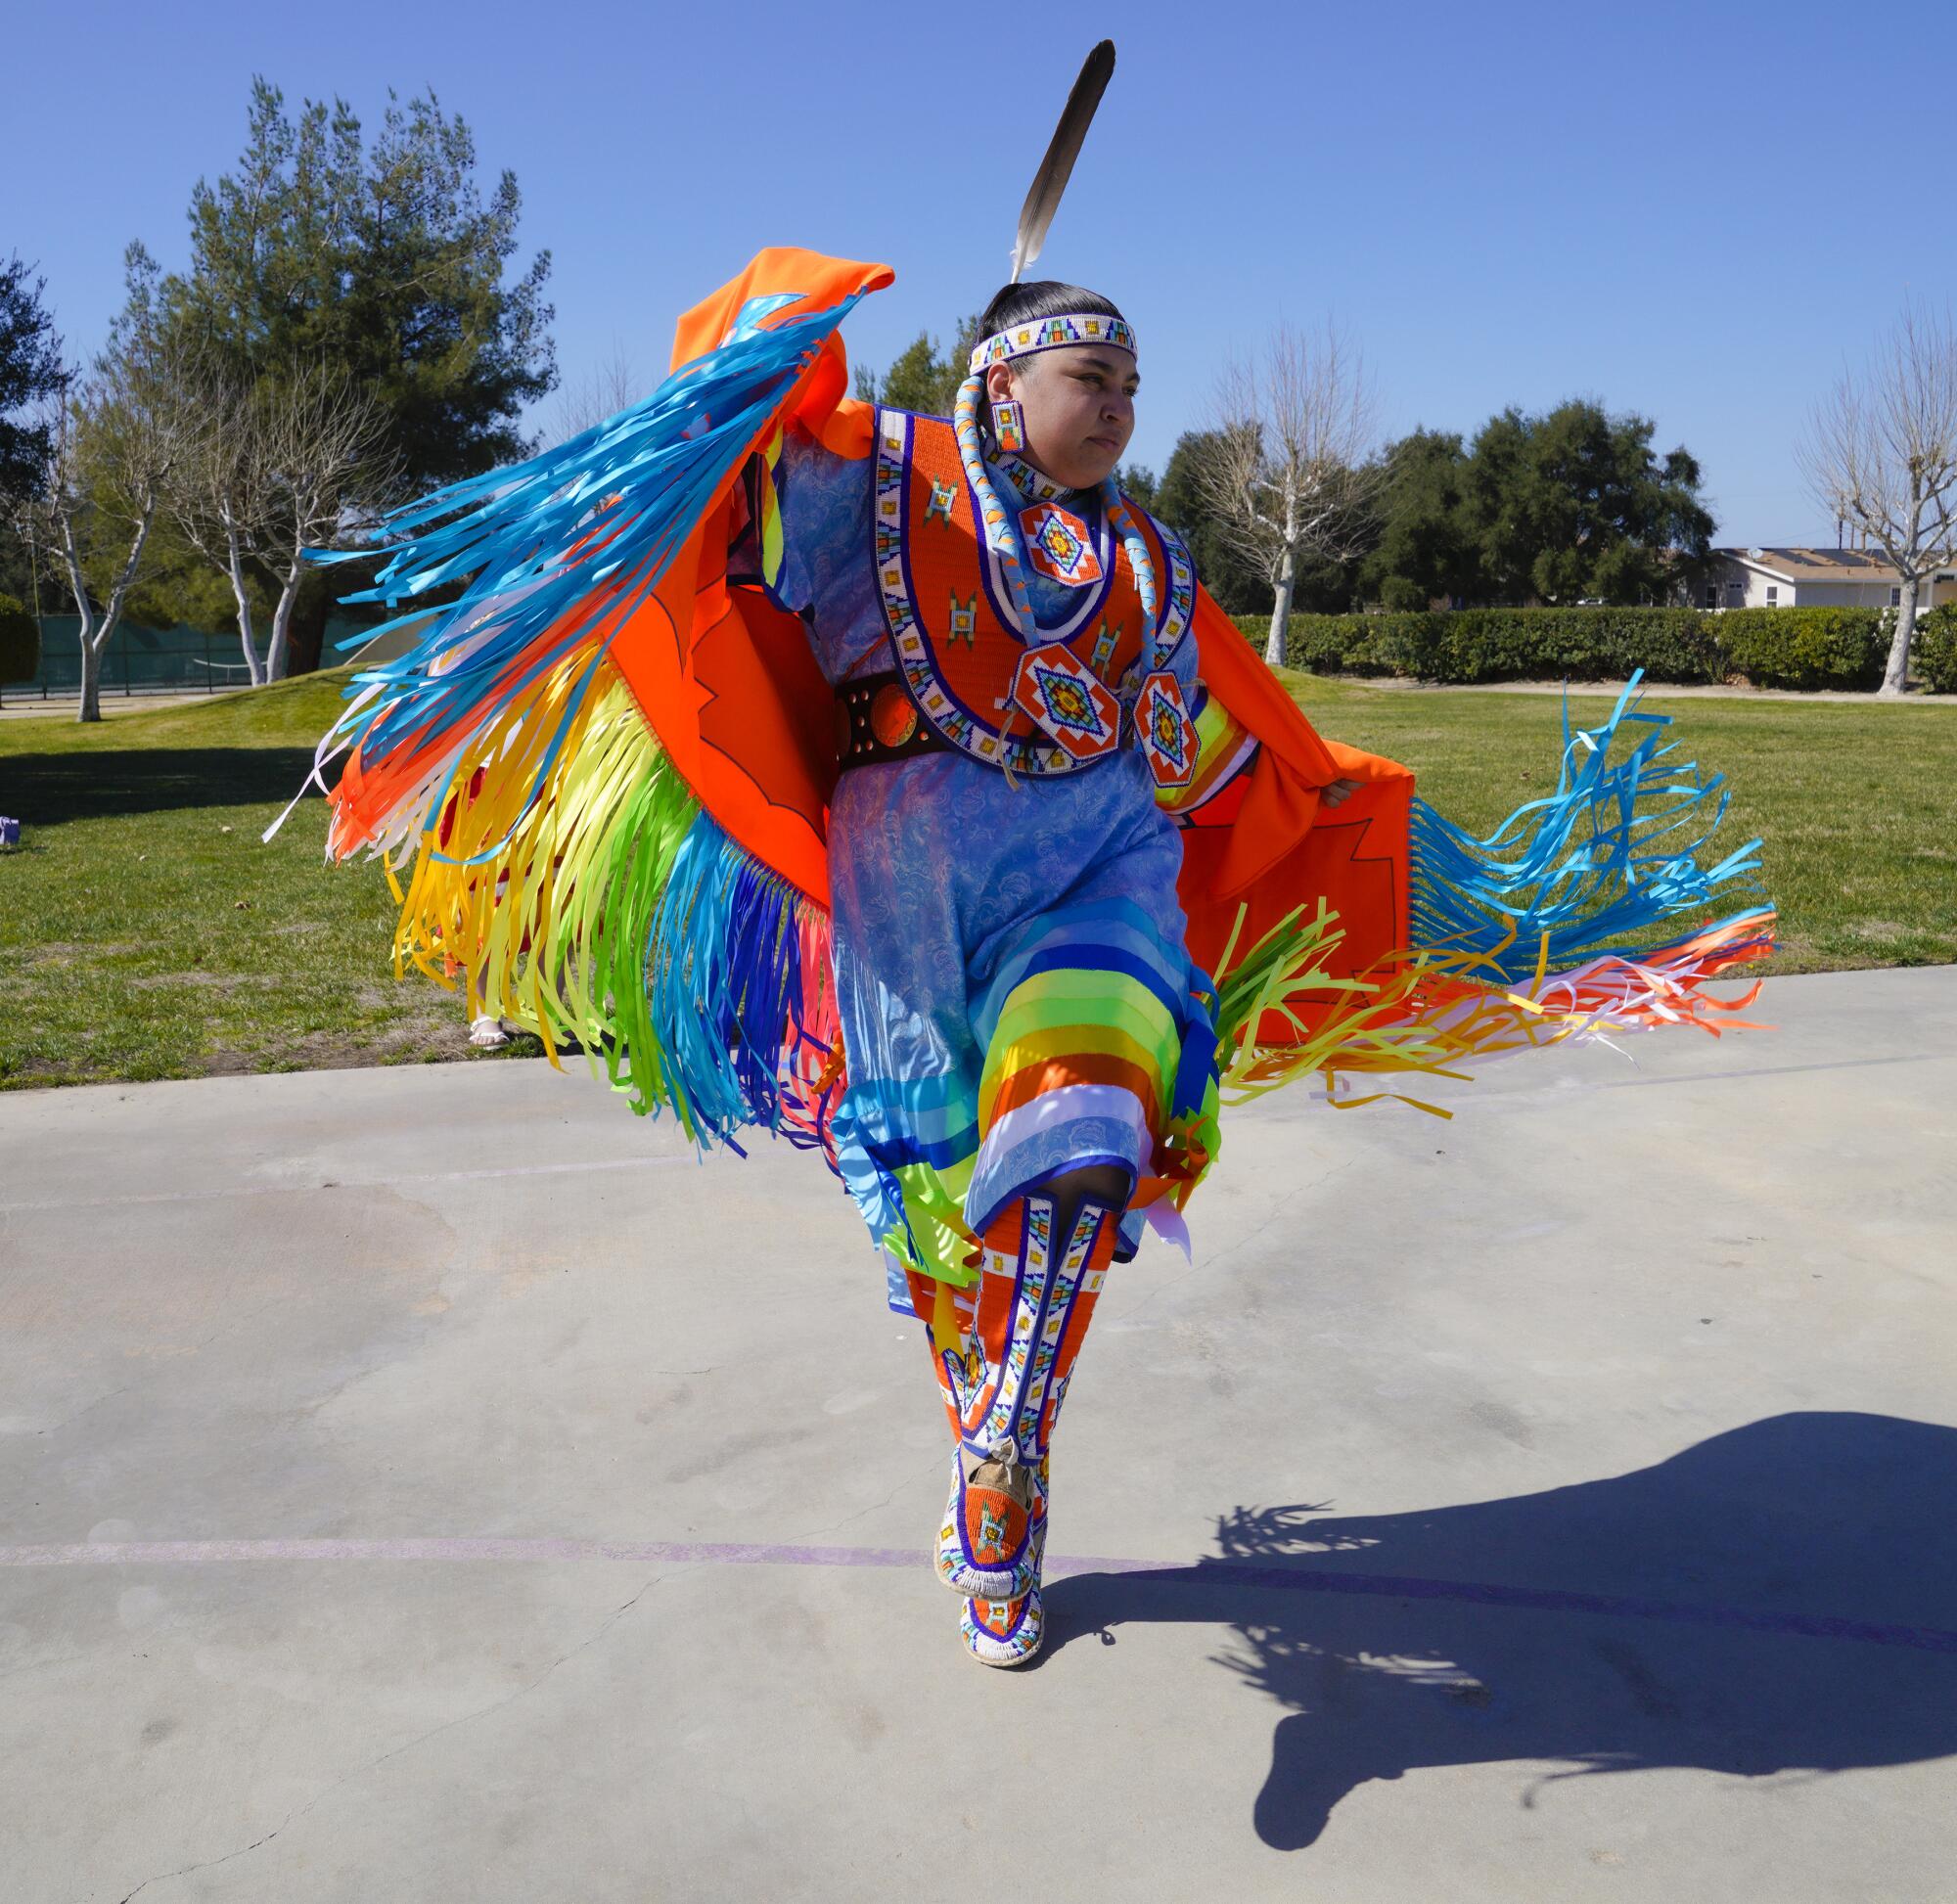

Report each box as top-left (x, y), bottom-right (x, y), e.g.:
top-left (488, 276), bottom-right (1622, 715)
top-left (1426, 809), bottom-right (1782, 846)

top-left (953, 47), bottom-right (1157, 648)
top-left (968, 313), bottom-right (1138, 376)
top-left (952, 318), bottom-right (1158, 639)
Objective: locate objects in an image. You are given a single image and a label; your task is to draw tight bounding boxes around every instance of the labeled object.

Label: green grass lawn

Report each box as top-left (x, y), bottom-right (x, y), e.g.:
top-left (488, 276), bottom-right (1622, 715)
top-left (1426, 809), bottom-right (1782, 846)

top-left (1282, 669), bottom-right (1957, 973)
top-left (0, 674), bottom-right (550, 1090)
top-left (3, 668), bottom-right (1952, 1090)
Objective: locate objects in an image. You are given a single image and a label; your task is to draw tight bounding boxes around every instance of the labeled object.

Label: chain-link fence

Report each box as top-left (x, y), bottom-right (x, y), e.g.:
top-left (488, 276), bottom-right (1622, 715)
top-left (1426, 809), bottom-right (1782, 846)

top-left (1, 617), bottom-right (256, 703)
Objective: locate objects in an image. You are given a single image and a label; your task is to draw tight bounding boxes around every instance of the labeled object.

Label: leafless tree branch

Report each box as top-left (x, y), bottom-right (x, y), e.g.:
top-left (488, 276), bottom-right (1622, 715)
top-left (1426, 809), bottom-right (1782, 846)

top-left (256, 358), bottom-right (396, 680)
top-left (16, 329), bottom-right (203, 721)
top-left (167, 354), bottom-right (395, 683)
top-left (1193, 321), bottom-right (1380, 666)
top-left (549, 340), bottom-right (645, 447)
top-left (169, 353), bottom-right (271, 684)
top-left (1798, 300), bottom-right (1957, 695)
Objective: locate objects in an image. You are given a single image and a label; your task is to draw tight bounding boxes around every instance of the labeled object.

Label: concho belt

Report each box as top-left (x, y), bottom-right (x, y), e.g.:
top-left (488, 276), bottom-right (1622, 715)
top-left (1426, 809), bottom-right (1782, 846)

top-left (834, 671), bottom-right (951, 770)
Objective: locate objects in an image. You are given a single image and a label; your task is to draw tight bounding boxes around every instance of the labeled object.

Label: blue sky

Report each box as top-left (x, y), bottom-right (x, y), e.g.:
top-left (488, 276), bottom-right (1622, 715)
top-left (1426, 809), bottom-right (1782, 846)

top-left (5, 0), bottom-right (1948, 545)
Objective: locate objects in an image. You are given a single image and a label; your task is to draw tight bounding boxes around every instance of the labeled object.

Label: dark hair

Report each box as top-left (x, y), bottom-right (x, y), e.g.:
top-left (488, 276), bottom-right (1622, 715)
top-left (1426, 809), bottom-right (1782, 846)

top-left (973, 283), bottom-right (1130, 455)
top-left (977, 279), bottom-right (1126, 340)
top-left (975, 280), bottom-right (1143, 456)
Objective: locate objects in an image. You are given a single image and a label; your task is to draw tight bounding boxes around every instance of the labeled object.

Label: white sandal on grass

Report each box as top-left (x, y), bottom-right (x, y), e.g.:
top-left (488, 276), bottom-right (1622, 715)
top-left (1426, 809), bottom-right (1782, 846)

top-left (468, 1015), bottom-right (511, 1050)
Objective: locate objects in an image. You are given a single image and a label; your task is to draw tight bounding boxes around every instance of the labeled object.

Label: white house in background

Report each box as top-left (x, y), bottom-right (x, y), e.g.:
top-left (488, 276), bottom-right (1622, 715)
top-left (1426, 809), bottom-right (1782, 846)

top-left (1696, 546), bottom-right (1957, 611)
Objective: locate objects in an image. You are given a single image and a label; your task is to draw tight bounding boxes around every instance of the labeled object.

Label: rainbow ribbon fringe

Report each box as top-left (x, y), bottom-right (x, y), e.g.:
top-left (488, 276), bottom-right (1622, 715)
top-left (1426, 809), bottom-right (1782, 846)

top-left (274, 288), bottom-right (869, 872)
top-left (1410, 679), bottom-right (1769, 983)
top-left (374, 654), bottom-right (842, 1155)
top-left (271, 290), bottom-right (859, 1155)
top-left (1207, 677), bottom-right (1774, 1120)
top-left (289, 287), bottom-right (1772, 1193)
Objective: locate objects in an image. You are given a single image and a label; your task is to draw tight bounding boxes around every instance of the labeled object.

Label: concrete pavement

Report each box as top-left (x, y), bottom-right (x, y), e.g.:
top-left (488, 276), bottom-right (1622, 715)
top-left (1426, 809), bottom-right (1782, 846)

top-left (2, 968), bottom-right (1953, 1902)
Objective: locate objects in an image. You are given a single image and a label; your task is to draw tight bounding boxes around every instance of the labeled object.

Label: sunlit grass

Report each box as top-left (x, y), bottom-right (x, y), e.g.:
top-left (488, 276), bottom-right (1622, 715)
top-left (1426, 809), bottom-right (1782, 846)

top-left (1283, 668), bottom-right (1957, 973)
top-left (2, 666), bottom-right (1949, 1091)
top-left (0, 672), bottom-right (547, 1089)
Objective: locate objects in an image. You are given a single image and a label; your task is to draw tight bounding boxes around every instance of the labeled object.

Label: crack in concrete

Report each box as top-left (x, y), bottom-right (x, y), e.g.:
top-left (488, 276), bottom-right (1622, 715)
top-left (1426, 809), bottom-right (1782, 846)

top-left (39, 1289), bottom-right (296, 1442)
top-left (785, 1451), bottom-right (944, 1546)
top-left (0, 1649), bottom-right (91, 1686)
top-left (1111, 1156), bottom-right (1362, 1328)
top-left (37, 1383), bottom-right (136, 1438)
top-left (290, 1352), bottom-right (399, 1424)
top-left (93, 1564), bottom-right (689, 1904)
top-left (111, 1815), bottom-right (285, 1904)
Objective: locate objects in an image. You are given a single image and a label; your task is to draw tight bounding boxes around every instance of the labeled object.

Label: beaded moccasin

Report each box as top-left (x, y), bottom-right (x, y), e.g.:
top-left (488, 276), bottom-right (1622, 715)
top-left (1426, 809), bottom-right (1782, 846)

top-left (935, 1449), bottom-right (1044, 1599)
top-left (961, 1586), bottom-right (1045, 1666)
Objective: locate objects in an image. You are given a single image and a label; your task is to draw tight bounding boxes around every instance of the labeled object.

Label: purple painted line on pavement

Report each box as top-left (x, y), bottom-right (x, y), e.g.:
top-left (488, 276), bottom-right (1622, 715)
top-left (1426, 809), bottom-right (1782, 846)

top-left (0, 1538), bottom-right (921, 1569)
top-left (2, 1537), bottom-right (1953, 1655)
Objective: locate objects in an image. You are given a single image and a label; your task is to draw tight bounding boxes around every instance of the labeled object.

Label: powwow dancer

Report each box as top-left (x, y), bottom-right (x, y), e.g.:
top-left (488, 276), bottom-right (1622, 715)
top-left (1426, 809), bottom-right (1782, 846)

top-left (287, 45), bottom-right (1774, 1666)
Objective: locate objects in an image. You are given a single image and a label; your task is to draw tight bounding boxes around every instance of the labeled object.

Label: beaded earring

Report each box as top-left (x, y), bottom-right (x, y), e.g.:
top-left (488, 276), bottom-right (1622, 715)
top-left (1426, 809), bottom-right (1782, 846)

top-left (989, 397), bottom-right (1025, 454)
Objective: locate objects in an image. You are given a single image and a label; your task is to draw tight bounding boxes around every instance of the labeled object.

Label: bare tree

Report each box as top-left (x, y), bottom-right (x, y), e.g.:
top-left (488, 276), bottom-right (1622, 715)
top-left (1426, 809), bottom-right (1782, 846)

top-left (549, 340), bottom-right (644, 447)
top-left (1195, 321), bottom-right (1379, 666)
top-left (20, 338), bottom-right (199, 722)
top-left (256, 361), bottom-right (392, 680)
top-left (1799, 302), bottom-right (1957, 696)
top-left (170, 356), bottom-right (392, 683)
top-left (170, 360), bottom-right (271, 685)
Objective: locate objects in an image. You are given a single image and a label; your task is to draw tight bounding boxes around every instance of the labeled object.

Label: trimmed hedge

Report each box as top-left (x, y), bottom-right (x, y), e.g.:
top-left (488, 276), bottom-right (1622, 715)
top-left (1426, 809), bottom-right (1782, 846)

top-left (0, 594), bottom-right (39, 686)
top-left (1708, 608), bottom-right (1886, 692)
top-left (1914, 604), bottom-right (1957, 695)
top-left (1233, 603), bottom-right (1951, 693)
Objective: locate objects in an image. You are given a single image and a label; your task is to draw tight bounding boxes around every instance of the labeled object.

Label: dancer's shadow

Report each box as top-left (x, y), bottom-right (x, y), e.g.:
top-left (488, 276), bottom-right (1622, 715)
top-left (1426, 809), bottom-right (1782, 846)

top-left (1044, 1412), bottom-right (1957, 1849)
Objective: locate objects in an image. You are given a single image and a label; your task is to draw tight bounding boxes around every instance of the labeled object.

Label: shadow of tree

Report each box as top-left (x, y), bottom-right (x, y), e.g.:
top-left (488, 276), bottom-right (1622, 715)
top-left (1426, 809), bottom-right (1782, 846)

top-left (0, 748), bottom-right (319, 824)
top-left (1043, 1412), bottom-right (1957, 1849)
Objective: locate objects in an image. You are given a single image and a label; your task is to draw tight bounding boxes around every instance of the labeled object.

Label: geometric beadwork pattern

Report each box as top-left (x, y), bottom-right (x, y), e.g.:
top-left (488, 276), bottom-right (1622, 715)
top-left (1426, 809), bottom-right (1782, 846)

top-left (1020, 502), bottom-right (1103, 588)
top-left (969, 313), bottom-right (1138, 374)
top-left (1135, 668), bottom-right (1198, 788)
top-left (961, 1586), bottom-right (1045, 1665)
top-left (1010, 646), bottom-right (1120, 761)
top-left (993, 449), bottom-right (1072, 505)
top-left (870, 409), bottom-right (1197, 778)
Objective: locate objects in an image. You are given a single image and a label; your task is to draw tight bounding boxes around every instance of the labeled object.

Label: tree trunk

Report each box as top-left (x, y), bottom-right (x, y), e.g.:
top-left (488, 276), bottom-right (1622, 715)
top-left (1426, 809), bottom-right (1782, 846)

top-left (1880, 573), bottom-right (1920, 696)
top-left (57, 517), bottom-right (105, 724)
top-left (76, 628), bottom-right (102, 723)
top-left (1263, 543), bottom-right (1297, 667)
top-left (224, 512), bottom-right (266, 687)
top-left (83, 503), bottom-right (157, 720)
top-left (55, 492), bottom-right (155, 723)
top-left (284, 567), bottom-right (331, 678)
top-left (264, 562), bottom-right (301, 682)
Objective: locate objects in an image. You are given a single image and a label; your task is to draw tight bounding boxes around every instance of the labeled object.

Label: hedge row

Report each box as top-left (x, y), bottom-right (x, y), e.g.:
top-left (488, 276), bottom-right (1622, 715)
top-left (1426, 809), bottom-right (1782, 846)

top-left (0, 595), bottom-right (38, 686)
top-left (1914, 604), bottom-right (1957, 694)
top-left (1232, 604), bottom-right (1953, 693)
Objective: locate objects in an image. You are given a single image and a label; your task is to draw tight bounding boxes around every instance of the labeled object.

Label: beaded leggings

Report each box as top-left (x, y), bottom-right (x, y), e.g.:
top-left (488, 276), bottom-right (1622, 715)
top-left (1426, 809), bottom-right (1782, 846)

top-left (905, 1190), bottom-right (1118, 1468)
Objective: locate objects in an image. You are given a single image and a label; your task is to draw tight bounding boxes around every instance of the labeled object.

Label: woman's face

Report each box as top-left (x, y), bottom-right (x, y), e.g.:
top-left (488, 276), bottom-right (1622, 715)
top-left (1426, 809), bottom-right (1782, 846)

top-left (988, 343), bottom-right (1138, 491)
